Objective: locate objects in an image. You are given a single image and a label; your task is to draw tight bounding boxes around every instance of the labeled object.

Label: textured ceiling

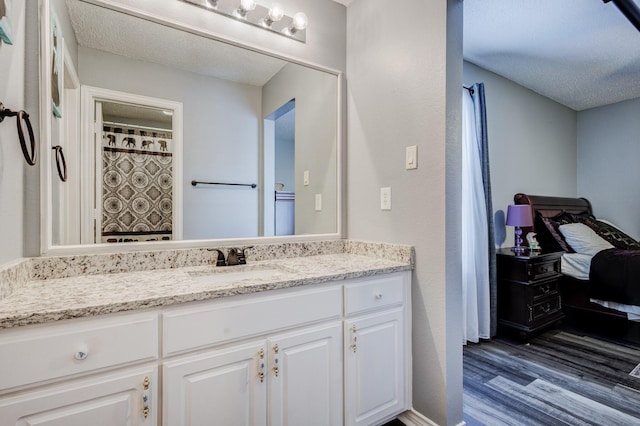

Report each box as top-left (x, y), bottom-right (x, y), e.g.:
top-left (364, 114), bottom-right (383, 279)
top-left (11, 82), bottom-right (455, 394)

top-left (67, 1), bottom-right (288, 86)
top-left (464, 0), bottom-right (640, 111)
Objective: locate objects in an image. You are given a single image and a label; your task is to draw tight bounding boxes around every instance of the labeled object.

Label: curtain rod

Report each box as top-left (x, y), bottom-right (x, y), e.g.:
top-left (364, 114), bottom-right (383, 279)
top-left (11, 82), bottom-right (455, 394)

top-left (102, 120), bottom-right (172, 133)
top-left (604, 0), bottom-right (640, 32)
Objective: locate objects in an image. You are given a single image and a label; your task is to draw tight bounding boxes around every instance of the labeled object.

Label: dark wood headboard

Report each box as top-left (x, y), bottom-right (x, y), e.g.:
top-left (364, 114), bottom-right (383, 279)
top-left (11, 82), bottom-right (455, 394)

top-left (514, 193), bottom-right (592, 218)
top-left (513, 193), bottom-right (593, 251)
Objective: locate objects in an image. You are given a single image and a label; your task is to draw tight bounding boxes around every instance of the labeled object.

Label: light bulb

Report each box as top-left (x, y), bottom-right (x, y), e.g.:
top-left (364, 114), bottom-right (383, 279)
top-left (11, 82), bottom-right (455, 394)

top-left (238, 0), bottom-right (257, 16)
top-left (268, 4), bottom-right (284, 22)
top-left (289, 12), bottom-right (308, 33)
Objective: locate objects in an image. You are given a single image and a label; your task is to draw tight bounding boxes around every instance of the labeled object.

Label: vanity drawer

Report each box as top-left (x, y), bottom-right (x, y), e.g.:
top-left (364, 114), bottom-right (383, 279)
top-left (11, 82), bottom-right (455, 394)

top-left (163, 285), bottom-right (342, 356)
top-left (344, 273), bottom-right (406, 316)
top-left (0, 313), bottom-right (158, 392)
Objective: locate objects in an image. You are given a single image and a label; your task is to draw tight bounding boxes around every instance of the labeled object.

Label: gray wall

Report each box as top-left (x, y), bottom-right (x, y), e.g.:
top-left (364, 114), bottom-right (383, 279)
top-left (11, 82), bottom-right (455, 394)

top-left (463, 61), bottom-right (578, 247)
top-left (578, 98), bottom-right (640, 239)
top-left (79, 47), bottom-right (261, 240)
top-left (347, 0), bottom-right (463, 424)
top-left (263, 63), bottom-right (338, 235)
top-left (0, 1), bottom-right (27, 264)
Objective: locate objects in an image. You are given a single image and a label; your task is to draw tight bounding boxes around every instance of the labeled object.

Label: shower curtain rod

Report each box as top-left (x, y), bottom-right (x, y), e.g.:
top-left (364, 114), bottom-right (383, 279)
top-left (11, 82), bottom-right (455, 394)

top-left (102, 120), bottom-right (172, 133)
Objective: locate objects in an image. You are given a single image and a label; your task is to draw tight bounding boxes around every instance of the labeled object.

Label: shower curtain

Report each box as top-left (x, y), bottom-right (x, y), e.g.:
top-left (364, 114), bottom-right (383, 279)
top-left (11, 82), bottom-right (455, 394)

top-left (101, 125), bottom-right (173, 242)
top-left (462, 84), bottom-right (493, 343)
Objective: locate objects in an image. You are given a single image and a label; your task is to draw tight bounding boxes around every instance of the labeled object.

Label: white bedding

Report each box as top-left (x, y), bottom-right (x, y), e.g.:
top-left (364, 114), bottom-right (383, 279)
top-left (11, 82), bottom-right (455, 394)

top-left (561, 253), bottom-right (640, 321)
top-left (561, 252), bottom-right (591, 280)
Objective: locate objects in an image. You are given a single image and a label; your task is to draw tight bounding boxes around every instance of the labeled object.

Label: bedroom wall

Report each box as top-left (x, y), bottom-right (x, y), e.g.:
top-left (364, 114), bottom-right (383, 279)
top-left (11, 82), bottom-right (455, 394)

top-left (463, 61), bottom-right (578, 247)
top-left (577, 97), bottom-right (640, 240)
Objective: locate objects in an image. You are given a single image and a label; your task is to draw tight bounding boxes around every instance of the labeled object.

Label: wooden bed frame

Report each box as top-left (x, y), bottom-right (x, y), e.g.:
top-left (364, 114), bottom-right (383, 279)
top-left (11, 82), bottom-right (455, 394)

top-left (514, 193), bottom-right (640, 343)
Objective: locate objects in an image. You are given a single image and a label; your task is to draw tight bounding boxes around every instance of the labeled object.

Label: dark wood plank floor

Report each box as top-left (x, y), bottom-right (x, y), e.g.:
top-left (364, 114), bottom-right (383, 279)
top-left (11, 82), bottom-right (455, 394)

top-left (464, 329), bottom-right (640, 425)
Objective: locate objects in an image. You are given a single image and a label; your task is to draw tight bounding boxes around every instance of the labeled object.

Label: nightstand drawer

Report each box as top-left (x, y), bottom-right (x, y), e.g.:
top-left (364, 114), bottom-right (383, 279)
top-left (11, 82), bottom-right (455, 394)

top-left (531, 278), bottom-right (559, 302)
top-left (528, 259), bottom-right (560, 281)
top-left (530, 296), bottom-right (562, 324)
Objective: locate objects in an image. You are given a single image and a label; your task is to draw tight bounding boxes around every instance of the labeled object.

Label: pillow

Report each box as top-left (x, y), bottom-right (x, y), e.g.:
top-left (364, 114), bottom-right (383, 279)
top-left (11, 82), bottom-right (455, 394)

top-left (558, 222), bottom-right (614, 256)
top-left (576, 216), bottom-right (640, 250)
top-left (538, 211), bottom-right (577, 252)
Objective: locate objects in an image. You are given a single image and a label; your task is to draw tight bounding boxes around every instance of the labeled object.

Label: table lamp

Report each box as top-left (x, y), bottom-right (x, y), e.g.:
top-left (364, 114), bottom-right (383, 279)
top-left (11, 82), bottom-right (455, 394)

top-left (506, 204), bottom-right (533, 254)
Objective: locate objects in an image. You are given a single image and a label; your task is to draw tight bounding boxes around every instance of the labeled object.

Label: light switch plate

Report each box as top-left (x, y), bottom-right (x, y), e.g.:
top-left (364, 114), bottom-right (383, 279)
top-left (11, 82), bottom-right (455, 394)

top-left (315, 194), bottom-right (322, 211)
top-left (406, 145), bottom-right (417, 170)
top-left (303, 170), bottom-right (310, 186)
top-left (380, 187), bottom-right (391, 210)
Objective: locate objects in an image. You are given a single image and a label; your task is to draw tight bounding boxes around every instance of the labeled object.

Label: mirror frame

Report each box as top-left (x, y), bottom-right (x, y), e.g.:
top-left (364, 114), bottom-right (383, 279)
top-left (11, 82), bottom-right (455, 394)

top-left (39, 0), bottom-right (343, 256)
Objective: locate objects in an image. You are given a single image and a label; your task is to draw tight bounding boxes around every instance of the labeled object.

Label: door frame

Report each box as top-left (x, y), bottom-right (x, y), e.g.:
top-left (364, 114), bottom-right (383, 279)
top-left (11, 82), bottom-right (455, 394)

top-left (80, 86), bottom-right (184, 244)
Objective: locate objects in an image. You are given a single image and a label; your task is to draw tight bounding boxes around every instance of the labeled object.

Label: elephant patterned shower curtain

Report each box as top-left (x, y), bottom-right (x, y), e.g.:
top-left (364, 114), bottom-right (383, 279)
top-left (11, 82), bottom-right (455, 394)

top-left (101, 125), bottom-right (173, 243)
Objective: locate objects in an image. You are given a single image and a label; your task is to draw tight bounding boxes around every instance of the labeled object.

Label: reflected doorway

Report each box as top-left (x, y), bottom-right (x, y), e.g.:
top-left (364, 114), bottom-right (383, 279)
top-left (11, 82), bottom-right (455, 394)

top-left (264, 100), bottom-right (296, 236)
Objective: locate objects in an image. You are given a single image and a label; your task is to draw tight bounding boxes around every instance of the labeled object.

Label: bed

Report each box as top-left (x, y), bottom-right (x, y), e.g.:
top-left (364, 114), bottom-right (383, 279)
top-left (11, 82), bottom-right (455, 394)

top-left (514, 193), bottom-right (640, 342)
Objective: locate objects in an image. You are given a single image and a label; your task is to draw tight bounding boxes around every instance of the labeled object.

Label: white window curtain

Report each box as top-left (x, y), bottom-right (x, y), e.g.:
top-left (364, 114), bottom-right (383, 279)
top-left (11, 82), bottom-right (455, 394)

top-left (462, 88), bottom-right (490, 344)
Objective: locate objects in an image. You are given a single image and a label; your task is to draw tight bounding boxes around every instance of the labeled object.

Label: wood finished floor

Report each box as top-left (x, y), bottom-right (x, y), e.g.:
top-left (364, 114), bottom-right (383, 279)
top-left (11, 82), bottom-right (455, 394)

top-left (464, 329), bottom-right (640, 425)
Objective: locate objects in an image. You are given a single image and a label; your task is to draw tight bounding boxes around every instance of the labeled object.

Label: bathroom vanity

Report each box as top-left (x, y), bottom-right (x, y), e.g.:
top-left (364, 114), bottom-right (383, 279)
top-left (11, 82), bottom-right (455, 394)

top-left (0, 247), bottom-right (412, 426)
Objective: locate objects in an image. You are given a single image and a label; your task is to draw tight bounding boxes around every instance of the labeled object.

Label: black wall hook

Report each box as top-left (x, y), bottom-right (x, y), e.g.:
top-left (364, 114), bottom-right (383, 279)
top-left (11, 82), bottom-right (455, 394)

top-left (0, 102), bottom-right (37, 166)
top-left (52, 145), bottom-right (67, 182)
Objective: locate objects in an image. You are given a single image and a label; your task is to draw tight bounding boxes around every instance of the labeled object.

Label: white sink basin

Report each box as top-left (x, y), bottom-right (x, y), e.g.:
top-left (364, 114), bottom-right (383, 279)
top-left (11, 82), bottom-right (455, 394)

top-left (188, 267), bottom-right (289, 285)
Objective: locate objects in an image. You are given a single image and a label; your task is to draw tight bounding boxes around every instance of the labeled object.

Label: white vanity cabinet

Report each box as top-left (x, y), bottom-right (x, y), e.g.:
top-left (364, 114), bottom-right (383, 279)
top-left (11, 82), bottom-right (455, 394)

top-left (0, 365), bottom-right (158, 425)
top-left (163, 322), bottom-right (343, 426)
top-left (343, 273), bottom-right (411, 426)
top-left (162, 285), bottom-right (344, 426)
top-left (0, 313), bottom-right (160, 425)
top-left (0, 269), bottom-right (411, 426)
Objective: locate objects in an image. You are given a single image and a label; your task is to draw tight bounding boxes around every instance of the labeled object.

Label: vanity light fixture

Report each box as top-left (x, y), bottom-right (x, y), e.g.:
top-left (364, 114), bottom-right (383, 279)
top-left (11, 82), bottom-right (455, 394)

top-left (181, 0), bottom-right (307, 43)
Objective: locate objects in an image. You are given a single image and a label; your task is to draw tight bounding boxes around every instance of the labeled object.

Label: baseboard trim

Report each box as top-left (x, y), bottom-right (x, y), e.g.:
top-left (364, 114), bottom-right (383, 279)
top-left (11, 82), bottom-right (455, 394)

top-left (397, 409), bottom-right (466, 426)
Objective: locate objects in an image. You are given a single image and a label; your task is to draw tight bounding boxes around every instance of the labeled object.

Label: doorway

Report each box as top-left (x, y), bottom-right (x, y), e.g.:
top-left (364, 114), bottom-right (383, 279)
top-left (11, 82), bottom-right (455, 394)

top-left (80, 86), bottom-right (183, 244)
top-left (264, 100), bottom-right (296, 236)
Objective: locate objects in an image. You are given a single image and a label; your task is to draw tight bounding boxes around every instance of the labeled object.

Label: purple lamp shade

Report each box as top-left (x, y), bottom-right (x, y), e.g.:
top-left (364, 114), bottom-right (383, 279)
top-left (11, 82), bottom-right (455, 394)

top-left (506, 205), bottom-right (533, 227)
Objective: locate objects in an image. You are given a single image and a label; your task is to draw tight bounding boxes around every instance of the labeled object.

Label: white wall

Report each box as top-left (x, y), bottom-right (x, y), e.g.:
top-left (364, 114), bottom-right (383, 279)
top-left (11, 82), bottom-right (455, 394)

top-left (578, 98), bottom-right (640, 240)
top-left (263, 63), bottom-right (338, 235)
top-left (463, 61), bottom-right (578, 247)
top-left (79, 47), bottom-right (261, 240)
top-left (0, 0), bottom-right (27, 264)
top-left (347, 0), bottom-right (463, 424)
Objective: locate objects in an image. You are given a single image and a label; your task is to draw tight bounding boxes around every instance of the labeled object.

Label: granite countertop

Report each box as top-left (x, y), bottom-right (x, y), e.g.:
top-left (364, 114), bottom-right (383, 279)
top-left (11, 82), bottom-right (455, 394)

top-left (0, 254), bottom-right (411, 329)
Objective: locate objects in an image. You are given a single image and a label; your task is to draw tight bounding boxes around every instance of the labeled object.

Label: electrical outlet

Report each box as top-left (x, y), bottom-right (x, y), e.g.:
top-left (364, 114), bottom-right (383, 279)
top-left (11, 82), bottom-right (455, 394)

top-left (303, 170), bottom-right (310, 186)
top-left (380, 187), bottom-right (391, 210)
top-left (315, 194), bottom-right (322, 211)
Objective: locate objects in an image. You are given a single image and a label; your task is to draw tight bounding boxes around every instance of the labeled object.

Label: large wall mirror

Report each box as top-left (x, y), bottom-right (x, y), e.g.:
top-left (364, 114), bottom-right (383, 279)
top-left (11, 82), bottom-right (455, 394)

top-left (40, 0), bottom-right (340, 253)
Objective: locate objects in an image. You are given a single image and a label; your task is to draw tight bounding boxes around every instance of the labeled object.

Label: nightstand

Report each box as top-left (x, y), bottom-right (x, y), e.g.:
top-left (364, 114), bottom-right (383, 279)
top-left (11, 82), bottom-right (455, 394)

top-left (496, 248), bottom-right (564, 338)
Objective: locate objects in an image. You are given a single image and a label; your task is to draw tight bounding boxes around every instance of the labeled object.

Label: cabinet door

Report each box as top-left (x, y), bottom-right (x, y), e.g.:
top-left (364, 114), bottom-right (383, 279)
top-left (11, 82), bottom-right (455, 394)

top-left (268, 321), bottom-right (343, 426)
top-left (163, 340), bottom-right (267, 426)
top-left (344, 308), bottom-right (405, 426)
top-left (0, 365), bottom-right (156, 426)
